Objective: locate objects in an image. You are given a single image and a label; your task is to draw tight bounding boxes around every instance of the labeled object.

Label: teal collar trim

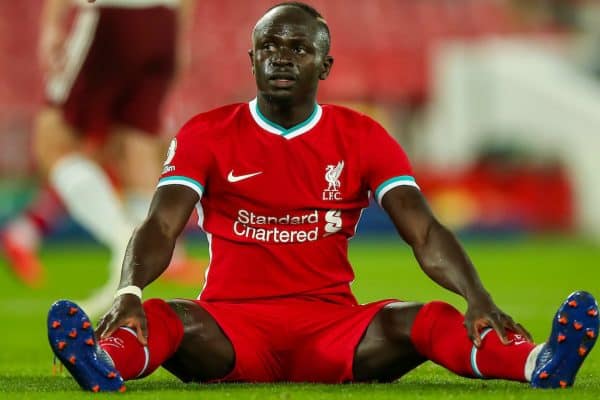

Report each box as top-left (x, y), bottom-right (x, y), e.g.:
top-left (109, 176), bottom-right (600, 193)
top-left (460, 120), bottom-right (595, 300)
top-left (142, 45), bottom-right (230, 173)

top-left (249, 98), bottom-right (322, 139)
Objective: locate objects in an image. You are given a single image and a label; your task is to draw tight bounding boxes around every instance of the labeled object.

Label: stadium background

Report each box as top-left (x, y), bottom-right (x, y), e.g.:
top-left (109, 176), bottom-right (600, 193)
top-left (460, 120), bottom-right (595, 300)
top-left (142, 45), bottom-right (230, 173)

top-left (1, 0), bottom-right (600, 398)
top-left (3, 0), bottom-right (600, 239)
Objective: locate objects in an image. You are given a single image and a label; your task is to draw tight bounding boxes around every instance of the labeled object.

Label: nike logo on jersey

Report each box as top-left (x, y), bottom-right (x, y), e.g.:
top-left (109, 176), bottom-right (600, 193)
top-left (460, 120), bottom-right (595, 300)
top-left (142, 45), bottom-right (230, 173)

top-left (227, 170), bottom-right (263, 183)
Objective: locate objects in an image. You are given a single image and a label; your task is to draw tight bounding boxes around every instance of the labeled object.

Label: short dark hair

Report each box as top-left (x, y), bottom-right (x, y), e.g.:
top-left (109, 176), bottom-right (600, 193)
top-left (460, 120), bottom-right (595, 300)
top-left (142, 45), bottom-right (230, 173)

top-left (264, 1), bottom-right (331, 55)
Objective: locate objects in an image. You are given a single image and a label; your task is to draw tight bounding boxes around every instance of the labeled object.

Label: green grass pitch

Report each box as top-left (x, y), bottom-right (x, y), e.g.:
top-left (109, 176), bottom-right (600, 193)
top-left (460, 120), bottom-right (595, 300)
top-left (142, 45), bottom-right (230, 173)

top-left (0, 236), bottom-right (599, 399)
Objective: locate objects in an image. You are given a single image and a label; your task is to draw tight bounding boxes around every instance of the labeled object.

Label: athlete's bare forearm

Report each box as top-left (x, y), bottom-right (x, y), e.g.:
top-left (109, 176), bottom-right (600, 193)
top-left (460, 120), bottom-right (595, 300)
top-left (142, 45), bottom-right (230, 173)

top-left (382, 186), bottom-right (489, 302)
top-left (411, 220), bottom-right (489, 302)
top-left (118, 185), bottom-right (200, 290)
top-left (119, 218), bottom-right (176, 290)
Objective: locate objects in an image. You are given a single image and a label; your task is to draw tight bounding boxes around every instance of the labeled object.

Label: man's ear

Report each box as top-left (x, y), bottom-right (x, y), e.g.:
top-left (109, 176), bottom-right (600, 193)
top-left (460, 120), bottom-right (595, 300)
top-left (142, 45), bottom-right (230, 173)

top-left (319, 55), bottom-right (334, 80)
top-left (248, 49), bottom-right (255, 75)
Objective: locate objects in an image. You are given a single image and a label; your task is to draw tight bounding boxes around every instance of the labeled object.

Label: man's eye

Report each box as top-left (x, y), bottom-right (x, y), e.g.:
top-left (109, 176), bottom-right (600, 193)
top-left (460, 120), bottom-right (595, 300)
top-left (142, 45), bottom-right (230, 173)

top-left (294, 47), bottom-right (306, 54)
top-left (262, 43), bottom-right (275, 50)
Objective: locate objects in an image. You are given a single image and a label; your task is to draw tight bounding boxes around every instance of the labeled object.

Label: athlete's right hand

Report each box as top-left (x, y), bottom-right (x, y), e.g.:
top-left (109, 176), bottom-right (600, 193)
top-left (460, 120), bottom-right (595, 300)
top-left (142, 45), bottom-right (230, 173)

top-left (96, 294), bottom-right (148, 346)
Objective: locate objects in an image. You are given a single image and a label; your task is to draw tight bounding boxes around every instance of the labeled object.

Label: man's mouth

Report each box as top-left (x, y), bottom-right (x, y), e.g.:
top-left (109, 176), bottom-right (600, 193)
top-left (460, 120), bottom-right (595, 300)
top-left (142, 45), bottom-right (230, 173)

top-left (269, 72), bottom-right (297, 81)
top-left (268, 74), bottom-right (297, 88)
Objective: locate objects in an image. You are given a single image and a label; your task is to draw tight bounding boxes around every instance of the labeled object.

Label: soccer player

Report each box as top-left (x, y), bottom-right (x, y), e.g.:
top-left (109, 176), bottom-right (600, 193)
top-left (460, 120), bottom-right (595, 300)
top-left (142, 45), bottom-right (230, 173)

top-left (1, 0), bottom-right (197, 308)
top-left (47, 2), bottom-right (598, 392)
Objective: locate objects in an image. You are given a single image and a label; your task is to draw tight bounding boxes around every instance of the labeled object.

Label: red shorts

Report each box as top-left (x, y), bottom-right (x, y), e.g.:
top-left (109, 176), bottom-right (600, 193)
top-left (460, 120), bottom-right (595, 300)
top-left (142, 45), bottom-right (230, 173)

top-left (46, 6), bottom-right (176, 138)
top-left (195, 297), bottom-right (396, 383)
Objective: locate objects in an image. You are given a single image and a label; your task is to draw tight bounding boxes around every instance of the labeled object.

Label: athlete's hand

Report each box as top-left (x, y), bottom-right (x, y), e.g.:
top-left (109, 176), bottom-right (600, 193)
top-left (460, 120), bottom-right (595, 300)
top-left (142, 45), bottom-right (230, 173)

top-left (96, 294), bottom-right (148, 346)
top-left (464, 292), bottom-right (532, 348)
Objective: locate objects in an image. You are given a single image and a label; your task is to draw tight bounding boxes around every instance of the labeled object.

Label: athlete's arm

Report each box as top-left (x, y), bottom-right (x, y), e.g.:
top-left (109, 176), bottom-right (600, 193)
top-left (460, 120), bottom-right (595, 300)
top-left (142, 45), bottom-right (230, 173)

top-left (96, 185), bottom-right (199, 344)
top-left (381, 186), bottom-right (531, 347)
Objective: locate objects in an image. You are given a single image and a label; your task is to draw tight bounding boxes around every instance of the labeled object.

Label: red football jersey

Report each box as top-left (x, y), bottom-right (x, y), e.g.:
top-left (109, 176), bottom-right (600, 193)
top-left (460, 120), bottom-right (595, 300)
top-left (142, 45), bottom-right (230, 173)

top-left (158, 99), bottom-right (418, 304)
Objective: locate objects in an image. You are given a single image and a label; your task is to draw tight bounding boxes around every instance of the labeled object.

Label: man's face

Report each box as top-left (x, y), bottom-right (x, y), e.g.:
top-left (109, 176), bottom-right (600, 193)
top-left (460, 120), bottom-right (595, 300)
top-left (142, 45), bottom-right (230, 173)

top-left (249, 6), bottom-right (333, 103)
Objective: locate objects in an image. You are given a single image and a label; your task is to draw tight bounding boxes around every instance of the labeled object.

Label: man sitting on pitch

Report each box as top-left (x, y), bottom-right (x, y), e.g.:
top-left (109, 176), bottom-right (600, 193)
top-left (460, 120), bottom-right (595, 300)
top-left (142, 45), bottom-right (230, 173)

top-left (48, 1), bottom-right (598, 392)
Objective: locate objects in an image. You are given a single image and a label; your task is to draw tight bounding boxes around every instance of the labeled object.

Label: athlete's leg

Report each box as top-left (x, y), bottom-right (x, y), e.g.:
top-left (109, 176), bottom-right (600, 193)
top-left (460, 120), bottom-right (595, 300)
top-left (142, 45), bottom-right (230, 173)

top-left (49, 297), bottom-right (232, 391)
top-left (36, 107), bottom-right (132, 251)
top-left (104, 125), bottom-right (161, 225)
top-left (354, 301), bottom-right (537, 382)
top-left (1, 183), bottom-right (65, 286)
top-left (33, 107), bottom-right (80, 176)
top-left (6, 184), bottom-right (65, 242)
top-left (356, 293), bottom-right (599, 387)
top-left (35, 107), bottom-right (133, 317)
top-left (48, 298), bottom-right (233, 388)
top-left (97, 299), bottom-right (233, 381)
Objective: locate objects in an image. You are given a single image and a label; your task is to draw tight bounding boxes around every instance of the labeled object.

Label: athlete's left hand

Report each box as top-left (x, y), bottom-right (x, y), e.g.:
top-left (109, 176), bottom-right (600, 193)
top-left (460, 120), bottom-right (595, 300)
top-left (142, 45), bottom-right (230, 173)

top-left (464, 292), bottom-right (532, 347)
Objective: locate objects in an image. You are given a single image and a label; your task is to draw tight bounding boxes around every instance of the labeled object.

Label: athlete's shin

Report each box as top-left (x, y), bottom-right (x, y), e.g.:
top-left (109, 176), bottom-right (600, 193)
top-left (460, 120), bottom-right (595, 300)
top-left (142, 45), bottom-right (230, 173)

top-left (99, 298), bottom-right (184, 380)
top-left (410, 301), bottom-right (536, 381)
top-left (50, 153), bottom-right (133, 249)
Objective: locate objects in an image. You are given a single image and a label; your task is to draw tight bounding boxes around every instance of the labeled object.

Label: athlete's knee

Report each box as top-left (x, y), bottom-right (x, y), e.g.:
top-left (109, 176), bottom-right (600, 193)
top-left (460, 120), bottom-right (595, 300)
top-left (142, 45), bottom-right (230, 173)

top-left (409, 301), bottom-right (462, 350)
top-left (33, 108), bottom-right (79, 174)
top-left (117, 130), bottom-right (162, 190)
top-left (417, 301), bottom-right (461, 324)
top-left (165, 299), bottom-right (219, 342)
top-left (379, 302), bottom-right (425, 343)
top-left (144, 298), bottom-right (179, 319)
top-left (143, 298), bottom-right (185, 347)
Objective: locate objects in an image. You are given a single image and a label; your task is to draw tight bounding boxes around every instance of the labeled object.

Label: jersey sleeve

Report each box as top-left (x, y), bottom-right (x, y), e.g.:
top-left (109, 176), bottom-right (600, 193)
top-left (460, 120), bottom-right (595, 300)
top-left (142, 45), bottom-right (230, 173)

top-left (157, 117), bottom-right (214, 198)
top-left (362, 119), bottom-right (419, 206)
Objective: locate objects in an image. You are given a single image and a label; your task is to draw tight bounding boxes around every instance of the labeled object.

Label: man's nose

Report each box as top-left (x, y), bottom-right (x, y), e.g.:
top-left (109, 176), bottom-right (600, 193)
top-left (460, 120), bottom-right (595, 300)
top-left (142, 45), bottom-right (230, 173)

top-left (271, 47), bottom-right (294, 66)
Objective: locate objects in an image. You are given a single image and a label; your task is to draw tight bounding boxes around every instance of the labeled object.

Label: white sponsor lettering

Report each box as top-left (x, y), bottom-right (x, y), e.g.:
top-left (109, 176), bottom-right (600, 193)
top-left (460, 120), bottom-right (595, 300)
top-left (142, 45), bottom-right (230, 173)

top-left (162, 165), bottom-right (175, 174)
top-left (237, 209), bottom-right (318, 225)
top-left (233, 209), bottom-right (320, 243)
top-left (233, 221), bottom-right (318, 243)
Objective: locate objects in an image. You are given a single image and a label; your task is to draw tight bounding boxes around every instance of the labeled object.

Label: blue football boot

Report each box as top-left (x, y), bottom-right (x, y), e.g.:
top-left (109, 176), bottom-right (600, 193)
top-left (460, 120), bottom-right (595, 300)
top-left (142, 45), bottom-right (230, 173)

top-left (47, 300), bottom-right (125, 392)
top-left (531, 291), bottom-right (599, 388)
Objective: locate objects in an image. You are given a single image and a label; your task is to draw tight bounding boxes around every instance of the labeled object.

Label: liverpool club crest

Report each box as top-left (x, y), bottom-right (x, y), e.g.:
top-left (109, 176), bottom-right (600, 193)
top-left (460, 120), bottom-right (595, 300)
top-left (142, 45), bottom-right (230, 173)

top-left (323, 161), bottom-right (344, 200)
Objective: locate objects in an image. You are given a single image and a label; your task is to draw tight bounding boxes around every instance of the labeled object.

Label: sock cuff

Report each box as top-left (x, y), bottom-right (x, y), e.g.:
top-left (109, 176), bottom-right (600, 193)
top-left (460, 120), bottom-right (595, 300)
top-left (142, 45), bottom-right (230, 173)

top-left (524, 344), bottom-right (545, 382)
top-left (470, 327), bottom-right (494, 378)
top-left (50, 154), bottom-right (95, 184)
top-left (117, 327), bottom-right (150, 378)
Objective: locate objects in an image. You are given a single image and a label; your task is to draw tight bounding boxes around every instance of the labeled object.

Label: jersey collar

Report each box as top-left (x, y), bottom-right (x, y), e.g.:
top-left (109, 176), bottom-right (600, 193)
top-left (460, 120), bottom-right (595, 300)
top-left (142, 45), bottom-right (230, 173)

top-left (249, 98), bottom-right (322, 139)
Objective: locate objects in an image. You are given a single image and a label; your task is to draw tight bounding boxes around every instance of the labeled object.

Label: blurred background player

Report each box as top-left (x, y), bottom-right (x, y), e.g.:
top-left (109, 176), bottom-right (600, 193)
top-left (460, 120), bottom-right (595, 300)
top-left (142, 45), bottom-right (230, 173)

top-left (1, 0), bottom-right (198, 317)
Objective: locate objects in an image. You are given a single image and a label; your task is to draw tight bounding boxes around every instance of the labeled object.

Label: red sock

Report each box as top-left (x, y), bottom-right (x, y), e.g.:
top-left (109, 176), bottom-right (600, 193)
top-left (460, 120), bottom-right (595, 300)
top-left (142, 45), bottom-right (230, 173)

top-left (25, 186), bottom-right (64, 234)
top-left (410, 301), bottom-right (536, 381)
top-left (99, 299), bottom-right (184, 380)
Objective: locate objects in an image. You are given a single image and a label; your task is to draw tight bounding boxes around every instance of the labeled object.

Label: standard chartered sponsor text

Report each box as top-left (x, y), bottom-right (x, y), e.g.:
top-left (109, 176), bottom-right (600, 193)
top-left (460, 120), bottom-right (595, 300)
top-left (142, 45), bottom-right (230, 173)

top-left (234, 209), bottom-right (319, 243)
